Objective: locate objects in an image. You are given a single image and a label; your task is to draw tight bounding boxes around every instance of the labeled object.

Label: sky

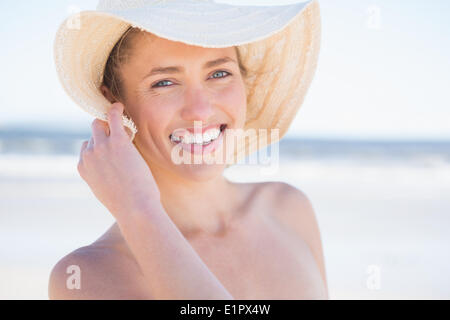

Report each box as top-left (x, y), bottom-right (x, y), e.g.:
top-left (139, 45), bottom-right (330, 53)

top-left (0, 0), bottom-right (449, 140)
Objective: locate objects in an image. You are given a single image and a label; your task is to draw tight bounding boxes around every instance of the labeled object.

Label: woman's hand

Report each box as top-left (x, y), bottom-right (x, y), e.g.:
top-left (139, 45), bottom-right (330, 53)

top-left (77, 102), bottom-right (161, 219)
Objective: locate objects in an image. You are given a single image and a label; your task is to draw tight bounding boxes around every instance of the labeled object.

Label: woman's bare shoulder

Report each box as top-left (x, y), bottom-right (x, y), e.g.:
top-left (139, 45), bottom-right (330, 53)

top-left (258, 181), bottom-right (315, 216)
top-left (48, 242), bottom-right (149, 300)
top-left (260, 181), bottom-right (321, 245)
top-left (234, 181), bottom-right (313, 225)
top-left (261, 181), bottom-right (328, 292)
top-left (244, 181), bottom-right (311, 210)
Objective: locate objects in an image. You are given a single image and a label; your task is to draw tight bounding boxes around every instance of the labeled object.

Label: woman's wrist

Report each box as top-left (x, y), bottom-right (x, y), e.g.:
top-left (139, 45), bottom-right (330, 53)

top-left (113, 196), bottom-right (165, 223)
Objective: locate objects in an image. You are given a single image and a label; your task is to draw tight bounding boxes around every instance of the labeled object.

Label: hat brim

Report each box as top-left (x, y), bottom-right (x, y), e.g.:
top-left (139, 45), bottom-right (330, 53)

top-left (98, 0), bottom-right (314, 48)
top-left (54, 0), bottom-right (321, 163)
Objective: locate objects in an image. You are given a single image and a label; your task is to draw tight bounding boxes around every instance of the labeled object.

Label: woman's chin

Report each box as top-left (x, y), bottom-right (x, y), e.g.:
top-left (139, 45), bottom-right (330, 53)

top-left (171, 160), bottom-right (227, 181)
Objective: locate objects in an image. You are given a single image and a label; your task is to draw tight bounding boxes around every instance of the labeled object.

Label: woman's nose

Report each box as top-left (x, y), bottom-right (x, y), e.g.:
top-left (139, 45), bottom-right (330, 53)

top-left (180, 87), bottom-right (214, 123)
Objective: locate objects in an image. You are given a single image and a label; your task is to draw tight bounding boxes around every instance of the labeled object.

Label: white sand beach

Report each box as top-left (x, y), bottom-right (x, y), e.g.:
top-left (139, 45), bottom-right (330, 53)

top-left (1, 153), bottom-right (449, 299)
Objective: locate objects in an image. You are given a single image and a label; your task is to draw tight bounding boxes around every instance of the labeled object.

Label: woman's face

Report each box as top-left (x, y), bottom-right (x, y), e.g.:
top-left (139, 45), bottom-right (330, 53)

top-left (107, 32), bottom-right (247, 180)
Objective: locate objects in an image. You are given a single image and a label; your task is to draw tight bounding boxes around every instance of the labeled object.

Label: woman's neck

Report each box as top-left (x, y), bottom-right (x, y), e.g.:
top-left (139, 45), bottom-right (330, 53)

top-left (149, 164), bottom-right (240, 238)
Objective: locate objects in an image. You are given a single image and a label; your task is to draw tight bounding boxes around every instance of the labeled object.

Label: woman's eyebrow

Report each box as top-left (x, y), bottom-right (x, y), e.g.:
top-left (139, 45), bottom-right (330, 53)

top-left (142, 56), bottom-right (237, 80)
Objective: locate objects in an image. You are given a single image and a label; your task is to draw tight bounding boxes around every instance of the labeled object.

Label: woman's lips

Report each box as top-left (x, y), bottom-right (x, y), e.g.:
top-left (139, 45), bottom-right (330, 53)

top-left (169, 123), bottom-right (227, 141)
top-left (182, 126), bottom-right (225, 155)
top-left (184, 123), bottom-right (225, 134)
top-left (169, 124), bottom-right (227, 155)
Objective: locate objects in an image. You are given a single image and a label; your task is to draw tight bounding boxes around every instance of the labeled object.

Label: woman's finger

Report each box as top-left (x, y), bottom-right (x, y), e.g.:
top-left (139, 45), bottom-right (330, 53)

top-left (87, 135), bottom-right (94, 149)
top-left (78, 140), bottom-right (89, 172)
top-left (79, 140), bottom-right (89, 157)
top-left (80, 140), bottom-right (88, 153)
top-left (107, 102), bottom-right (126, 139)
top-left (91, 118), bottom-right (108, 144)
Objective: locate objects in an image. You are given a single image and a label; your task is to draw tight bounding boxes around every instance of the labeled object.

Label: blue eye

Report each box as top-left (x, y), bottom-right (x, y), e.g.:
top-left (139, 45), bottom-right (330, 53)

top-left (151, 70), bottom-right (231, 89)
top-left (211, 70), bottom-right (231, 79)
top-left (152, 80), bottom-right (173, 88)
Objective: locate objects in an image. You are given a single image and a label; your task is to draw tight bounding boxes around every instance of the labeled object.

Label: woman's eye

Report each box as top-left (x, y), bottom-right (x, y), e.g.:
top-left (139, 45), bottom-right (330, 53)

top-left (152, 80), bottom-right (173, 88)
top-left (210, 70), bottom-right (231, 79)
top-left (151, 71), bottom-right (231, 89)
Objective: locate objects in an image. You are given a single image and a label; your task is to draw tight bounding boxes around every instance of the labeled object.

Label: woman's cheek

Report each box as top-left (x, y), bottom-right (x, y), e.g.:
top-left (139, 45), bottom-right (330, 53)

top-left (218, 82), bottom-right (247, 120)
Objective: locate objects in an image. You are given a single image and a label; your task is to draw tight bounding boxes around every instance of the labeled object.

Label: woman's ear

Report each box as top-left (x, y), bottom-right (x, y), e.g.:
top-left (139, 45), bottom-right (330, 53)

top-left (100, 84), bottom-right (117, 104)
top-left (100, 84), bottom-right (135, 131)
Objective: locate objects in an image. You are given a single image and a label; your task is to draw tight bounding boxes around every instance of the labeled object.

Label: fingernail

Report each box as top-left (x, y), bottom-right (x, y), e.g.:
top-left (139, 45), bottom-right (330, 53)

top-left (124, 126), bottom-right (133, 139)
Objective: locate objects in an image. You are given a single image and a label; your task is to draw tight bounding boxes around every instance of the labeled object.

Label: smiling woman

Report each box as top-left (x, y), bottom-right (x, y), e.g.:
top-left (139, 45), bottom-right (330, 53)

top-left (99, 30), bottom-right (249, 181)
top-left (50, 0), bottom-right (325, 300)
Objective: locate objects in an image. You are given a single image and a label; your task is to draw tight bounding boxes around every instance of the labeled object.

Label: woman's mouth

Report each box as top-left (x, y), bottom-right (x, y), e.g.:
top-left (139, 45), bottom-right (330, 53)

top-left (169, 124), bottom-right (227, 155)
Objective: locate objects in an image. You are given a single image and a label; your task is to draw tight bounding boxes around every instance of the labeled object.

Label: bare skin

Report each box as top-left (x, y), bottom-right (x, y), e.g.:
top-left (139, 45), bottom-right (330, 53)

top-left (48, 32), bottom-right (328, 300)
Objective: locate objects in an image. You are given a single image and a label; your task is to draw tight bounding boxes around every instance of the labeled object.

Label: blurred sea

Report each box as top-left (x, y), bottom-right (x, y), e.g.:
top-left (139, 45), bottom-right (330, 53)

top-left (1, 127), bottom-right (450, 165)
top-left (1, 127), bottom-right (450, 299)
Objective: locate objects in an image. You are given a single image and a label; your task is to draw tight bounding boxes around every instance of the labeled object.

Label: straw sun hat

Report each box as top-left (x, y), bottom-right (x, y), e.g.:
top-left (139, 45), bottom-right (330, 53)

top-left (54, 0), bottom-right (321, 164)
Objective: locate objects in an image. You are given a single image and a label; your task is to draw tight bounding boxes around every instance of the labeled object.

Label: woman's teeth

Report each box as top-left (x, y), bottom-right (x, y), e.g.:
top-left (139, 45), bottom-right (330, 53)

top-left (170, 125), bottom-right (226, 145)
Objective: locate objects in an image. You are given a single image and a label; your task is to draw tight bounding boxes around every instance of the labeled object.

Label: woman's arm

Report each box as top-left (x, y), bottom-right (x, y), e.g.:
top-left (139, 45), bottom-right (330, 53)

top-left (75, 102), bottom-right (233, 300)
top-left (115, 200), bottom-right (234, 300)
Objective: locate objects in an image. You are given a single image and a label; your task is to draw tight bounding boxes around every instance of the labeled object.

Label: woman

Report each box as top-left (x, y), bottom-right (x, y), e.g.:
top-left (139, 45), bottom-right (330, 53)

top-left (49, 0), bottom-right (327, 299)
